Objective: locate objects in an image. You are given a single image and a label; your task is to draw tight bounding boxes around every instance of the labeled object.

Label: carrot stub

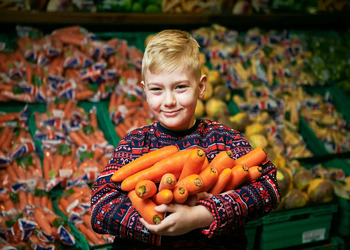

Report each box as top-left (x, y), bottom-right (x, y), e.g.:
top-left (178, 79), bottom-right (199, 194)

top-left (128, 190), bottom-right (164, 225)
top-left (159, 173), bottom-right (177, 191)
top-left (199, 167), bottom-right (219, 192)
top-left (225, 164), bottom-right (249, 191)
top-left (209, 168), bottom-right (232, 195)
top-left (176, 174), bottom-right (203, 195)
top-left (233, 147), bottom-right (267, 168)
top-left (173, 185), bottom-right (189, 204)
top-left (179, 148), bottom-right (206, 180)
top-left (135, 180), bottom-right (157, 199)
top-left (153, 189), bottom-right (173, 205)
top-left (248, 166), bottom-right (263, 182)
top-left (207, 150), bottom-right (235, 174)
top-left (111, 145), bottom-right (179, 183)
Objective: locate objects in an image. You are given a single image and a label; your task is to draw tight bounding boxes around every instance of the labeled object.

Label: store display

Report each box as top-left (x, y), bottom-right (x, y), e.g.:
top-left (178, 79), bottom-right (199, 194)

top-left (0, 16), bottom-right (349, 248)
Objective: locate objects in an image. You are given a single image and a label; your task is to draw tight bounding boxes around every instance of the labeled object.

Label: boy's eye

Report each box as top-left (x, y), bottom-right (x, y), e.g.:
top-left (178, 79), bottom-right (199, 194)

top-left (150, 87), bottom-right (162, 91)
top-left (176, 85), bottom-right (187, 90)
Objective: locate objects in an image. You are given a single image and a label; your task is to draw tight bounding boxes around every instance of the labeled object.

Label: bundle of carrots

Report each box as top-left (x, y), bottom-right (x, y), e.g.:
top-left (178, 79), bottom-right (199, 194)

top-left (111, 146), bottom-right (268, 225)
top-left (57, 185), bottom-right (114, 246)
top-left (109, 91), bottom-right (152, 138)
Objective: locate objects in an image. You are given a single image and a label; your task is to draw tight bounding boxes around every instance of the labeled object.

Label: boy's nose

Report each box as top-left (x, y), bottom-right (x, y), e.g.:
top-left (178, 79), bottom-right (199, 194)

top-left (164, 94), bottom-right (176, 106)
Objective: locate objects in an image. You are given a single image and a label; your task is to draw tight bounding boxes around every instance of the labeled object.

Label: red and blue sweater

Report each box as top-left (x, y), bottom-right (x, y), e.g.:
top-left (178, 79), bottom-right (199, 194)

top-left (91, 119), bottom-right (280, 249)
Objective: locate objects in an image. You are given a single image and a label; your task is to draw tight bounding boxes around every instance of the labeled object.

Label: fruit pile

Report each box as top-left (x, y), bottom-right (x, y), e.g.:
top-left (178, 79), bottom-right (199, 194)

top-left (111, 146), bottom-right (267, 224)
top-left (274, 159), bottom-right (348, 211)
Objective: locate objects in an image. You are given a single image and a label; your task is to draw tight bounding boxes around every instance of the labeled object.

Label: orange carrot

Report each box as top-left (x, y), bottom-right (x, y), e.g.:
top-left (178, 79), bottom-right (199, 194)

top-left (77, 129), bottom-right (92, 146)
top-left (135, 180), bottom-right (157, 199)
top-left (109, 91), bottom-right (117, 112)
top-left (112, 145), bottom-right (179, 183)
top-left (89, 107), bottom-right (98, 129)
top-left (121, 149), bottom-right (191, 191)
top-left (75, 90), bottom-right (95, 101)
top-left (128, 190), bottom-right (164, 225)
top-left (63, 99), bottom-right (73, 120)
top-left (76, 222), bottom-right (105, 245)
top-left (201, 156), bottom-right (209, 171)
top-left (199, 167), bottom-right (219, 192)
top-left (179, 148), bottom-right (206, 181)
top-left (159, 173), bottom-right (177, 191)
top-left (153, 189), bottom-right (173, 205)
top-left (34, 207), bottom-right (53, 235)
top-left (233, 147), bottom-right (267, 168)
top-left (0, 112), bottom-right (19, 123)
top-left (248, 166), bottom-right (263, 182)
top-left (69, 131), bottom-right (86, 147)
top-left (209, 168), bottom-right (232, 195)
top-left (176, 174), bottom-right (203, 195)
top-left (208, 150), bottom-right (235, 174)
top-left (43, 149), bottom-right (53, 182)
top-left (224, 164), bottom-right (249, 191)
top-left (173, 185), bottom-right (189, 204)
top-left (18, 190), bottom-right (27, 211)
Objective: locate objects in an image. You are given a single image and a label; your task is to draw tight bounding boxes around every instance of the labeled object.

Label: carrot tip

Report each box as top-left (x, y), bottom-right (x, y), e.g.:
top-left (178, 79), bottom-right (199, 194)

top-left (178, 187), bottom-right (186, 194)
top-left (194, 178), bottom-right (203, 187)
top-left (153, 215), bottom-right (162, 225)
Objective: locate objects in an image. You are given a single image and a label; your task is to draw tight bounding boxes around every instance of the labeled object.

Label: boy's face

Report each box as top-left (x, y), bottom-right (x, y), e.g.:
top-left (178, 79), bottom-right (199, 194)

top-left (142, 67), bottom-right (206, 131)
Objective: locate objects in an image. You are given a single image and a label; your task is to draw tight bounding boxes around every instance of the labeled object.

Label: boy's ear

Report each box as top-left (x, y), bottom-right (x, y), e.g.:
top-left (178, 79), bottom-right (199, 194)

top-left (198, 75), bottom-right (207, 99)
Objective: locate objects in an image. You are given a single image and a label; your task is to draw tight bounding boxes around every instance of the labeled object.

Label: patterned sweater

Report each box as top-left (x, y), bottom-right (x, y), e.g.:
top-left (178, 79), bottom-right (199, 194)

top-left (91, 119), bottom-right (280, 249)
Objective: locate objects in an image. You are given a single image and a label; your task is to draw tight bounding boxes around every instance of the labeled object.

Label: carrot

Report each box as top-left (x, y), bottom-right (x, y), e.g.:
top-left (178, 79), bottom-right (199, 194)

top-left (18, 190), bottom-right (27, 211)
top-left (0, 112), bottom-right (19, 123)
top-left (76, 222), bottom-right (104, 245)
top-left (179, 148), bottom-right (206, 181)
top-left (121, 149), bottom-right (191, 191)
top-left (176, 174), bottom-right (203, 195)
top-left (63, 99), bottom-right (73, 120)
top-left (128, 190), bottom-right (164, 225)
top-left (115, 124), bottom-right (127, 138)
top-left (111, 145), bottom-right (179, 183)
top-left (209, 168), bottom-right (232, 195)
top-left (43, 149), bottom-right (53, 182)
top-left (69, 131), bottom-right (86, 147)
top-left (248, 166), bottom-right (263, 182)
top-left (199, 167), bottom-right (219, 192)
top-left (89, 107), bottom-right (98, 129)
top-left (34, 207), bottom-right (53, 235)
top-left (208, 150), bottom-right (235, 174)
top-left (76, 129), bottom-right (92, 146)
top-left (224, 164), bottom-right (249, 191)
top-left (201, 156), bottom-right (209, 171)
top-left (153, 189), bottom-right (173, 205)
top-left (159, 173), bottom-right (177, 191)
top-left (135, 180), bottom-right (157, 199)
top-left (109, 91), bottom-right (117, 112)
top-left (233, 147), bottom-right (267, 168)
top-left (173, 185), bottom-right (189, 204)
top-left (75, 90), bottom-right (95, 101)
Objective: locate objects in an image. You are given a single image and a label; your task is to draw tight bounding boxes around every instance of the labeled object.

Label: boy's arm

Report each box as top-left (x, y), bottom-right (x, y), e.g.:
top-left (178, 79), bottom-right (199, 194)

top-left (196, 150), bottom-right (280, 238)
top-left (90, 140), bottom-right (161, 246)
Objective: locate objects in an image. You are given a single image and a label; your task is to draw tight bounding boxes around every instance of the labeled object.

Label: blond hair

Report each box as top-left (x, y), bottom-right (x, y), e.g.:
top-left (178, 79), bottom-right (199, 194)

top-left (142, 30), bottom-right (201, 81)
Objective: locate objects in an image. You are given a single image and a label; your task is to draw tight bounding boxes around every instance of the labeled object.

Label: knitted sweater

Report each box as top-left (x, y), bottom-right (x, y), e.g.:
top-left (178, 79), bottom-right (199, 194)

top-left (91, 119), bottom-right (280, 249)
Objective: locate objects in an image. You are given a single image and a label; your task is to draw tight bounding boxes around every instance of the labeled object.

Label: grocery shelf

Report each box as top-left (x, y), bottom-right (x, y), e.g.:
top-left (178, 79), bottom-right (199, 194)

top-left (1, 11), bottom-right (350, 32)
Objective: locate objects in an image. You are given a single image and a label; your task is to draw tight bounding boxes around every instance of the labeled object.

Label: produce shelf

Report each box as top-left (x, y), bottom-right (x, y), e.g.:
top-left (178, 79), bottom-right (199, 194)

top-left (1, 11), bottom-right (350, 32)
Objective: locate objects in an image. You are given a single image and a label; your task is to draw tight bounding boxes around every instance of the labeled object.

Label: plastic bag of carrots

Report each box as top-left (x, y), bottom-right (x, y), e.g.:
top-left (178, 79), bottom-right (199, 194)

top-left (57, 184), bottom-right (115, 246)
top-left (0, 179), bottom-right (77, 248)
top-left (111, 146), bottom-right (268, 225)
top-left (0, 25), bottom-right (144, 103)
top-left (110, 90), bottom-right (153, 139)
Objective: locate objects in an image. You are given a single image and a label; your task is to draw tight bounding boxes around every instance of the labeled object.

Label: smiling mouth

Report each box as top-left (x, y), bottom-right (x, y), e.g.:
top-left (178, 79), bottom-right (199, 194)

top-left (162, 110), bottom-right (179, 116)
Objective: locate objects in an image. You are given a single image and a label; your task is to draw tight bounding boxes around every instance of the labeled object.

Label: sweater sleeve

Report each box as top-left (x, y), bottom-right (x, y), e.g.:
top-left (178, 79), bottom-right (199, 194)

top-left (90, 139), bottom-right (161, 246)
top-left (196, 131), bottom-right (281, 238)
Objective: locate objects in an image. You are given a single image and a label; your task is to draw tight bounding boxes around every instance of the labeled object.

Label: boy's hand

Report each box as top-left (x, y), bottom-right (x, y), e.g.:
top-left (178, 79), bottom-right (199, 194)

top-left (140, 203), bottom-right (214, 236)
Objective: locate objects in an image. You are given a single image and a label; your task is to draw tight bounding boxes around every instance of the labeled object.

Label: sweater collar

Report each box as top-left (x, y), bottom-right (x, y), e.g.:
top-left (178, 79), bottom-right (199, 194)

top-left (156, 119), bottom-right (200, 137)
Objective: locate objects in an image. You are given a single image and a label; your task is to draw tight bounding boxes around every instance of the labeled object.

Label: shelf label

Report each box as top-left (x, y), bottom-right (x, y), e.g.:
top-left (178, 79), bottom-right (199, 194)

top-left (302, 228), bottom-right (326, 243)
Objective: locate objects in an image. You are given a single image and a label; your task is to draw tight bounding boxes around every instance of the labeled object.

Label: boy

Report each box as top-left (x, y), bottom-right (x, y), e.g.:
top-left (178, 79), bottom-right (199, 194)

top-left (91, 30), bottom-right (280, 249)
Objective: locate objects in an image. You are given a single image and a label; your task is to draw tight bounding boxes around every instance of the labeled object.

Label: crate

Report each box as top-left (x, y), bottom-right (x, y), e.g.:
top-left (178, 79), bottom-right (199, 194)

top-left (244, 219), bottom-right (261, 250)
top-left (260, 203), bottom-right (338, 250)
top-left (335, 196), bottom-right (350, 237)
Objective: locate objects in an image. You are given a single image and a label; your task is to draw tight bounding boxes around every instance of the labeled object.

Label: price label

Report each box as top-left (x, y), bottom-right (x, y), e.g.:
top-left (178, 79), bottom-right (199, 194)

top-left (302, 228), bottom-right (326, 243)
